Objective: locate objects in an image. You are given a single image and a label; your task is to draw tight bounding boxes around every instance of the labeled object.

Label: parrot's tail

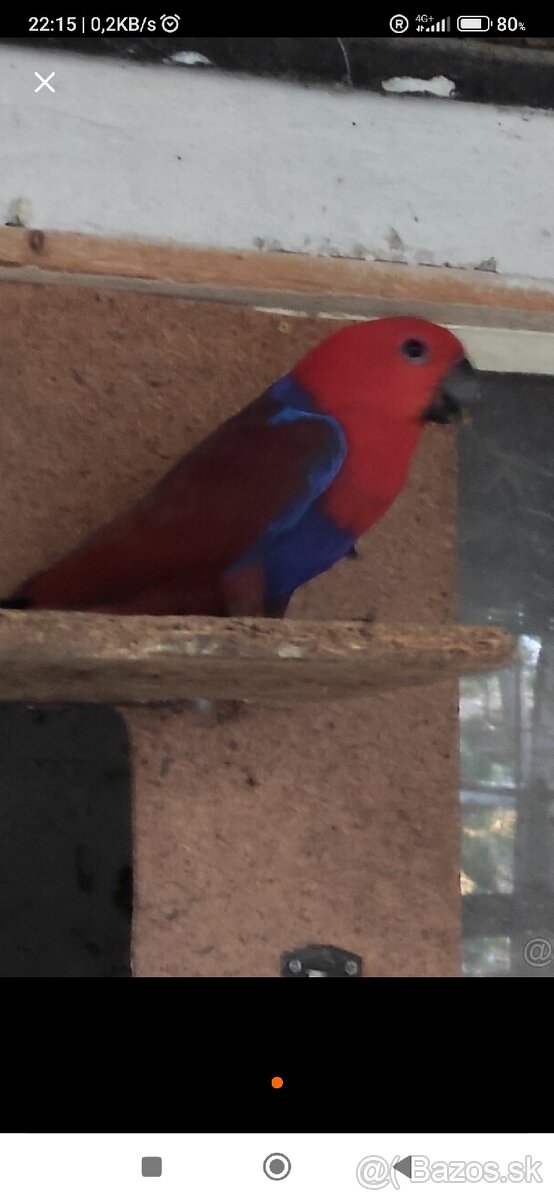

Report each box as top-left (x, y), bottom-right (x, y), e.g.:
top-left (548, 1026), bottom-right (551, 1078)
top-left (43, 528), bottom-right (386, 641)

top-left (0, 597), bottom-right (32, 608)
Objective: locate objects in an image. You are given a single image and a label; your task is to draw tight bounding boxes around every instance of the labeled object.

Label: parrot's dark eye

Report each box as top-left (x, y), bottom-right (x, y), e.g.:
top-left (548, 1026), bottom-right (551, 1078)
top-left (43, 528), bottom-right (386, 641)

top-left (401, 338), bottom-right (428, 362)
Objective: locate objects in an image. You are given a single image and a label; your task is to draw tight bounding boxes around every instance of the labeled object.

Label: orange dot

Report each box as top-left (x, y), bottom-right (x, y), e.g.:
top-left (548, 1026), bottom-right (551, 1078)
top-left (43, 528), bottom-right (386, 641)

top-left (271, 1076), bottom-right (284, 1089)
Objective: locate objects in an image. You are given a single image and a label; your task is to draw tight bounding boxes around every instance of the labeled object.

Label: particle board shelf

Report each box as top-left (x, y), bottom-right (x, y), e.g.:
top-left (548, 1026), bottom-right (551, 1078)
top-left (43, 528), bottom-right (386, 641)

top-left (0, 612), bottom-right (514, 705)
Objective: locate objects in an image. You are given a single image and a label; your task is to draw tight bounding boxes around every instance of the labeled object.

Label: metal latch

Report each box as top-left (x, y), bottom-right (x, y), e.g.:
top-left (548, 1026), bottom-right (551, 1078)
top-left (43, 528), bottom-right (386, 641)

top-left (281, 944), bottom-right (362, 977)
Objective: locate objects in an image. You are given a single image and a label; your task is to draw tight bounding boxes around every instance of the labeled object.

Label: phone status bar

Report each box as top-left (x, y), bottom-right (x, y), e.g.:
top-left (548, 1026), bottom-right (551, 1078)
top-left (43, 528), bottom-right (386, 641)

top-left (388, 13), bottom-right (528, 34)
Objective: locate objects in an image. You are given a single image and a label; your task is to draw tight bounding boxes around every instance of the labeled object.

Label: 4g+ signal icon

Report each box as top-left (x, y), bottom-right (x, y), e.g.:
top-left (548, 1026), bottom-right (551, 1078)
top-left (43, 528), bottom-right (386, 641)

top-left (416, 15), bottom-right (451, 30)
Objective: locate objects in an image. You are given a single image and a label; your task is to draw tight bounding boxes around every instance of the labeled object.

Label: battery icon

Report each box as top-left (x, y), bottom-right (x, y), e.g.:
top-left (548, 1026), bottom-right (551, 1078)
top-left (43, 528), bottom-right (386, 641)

top-left (457, 15), bottom-right (491, 29)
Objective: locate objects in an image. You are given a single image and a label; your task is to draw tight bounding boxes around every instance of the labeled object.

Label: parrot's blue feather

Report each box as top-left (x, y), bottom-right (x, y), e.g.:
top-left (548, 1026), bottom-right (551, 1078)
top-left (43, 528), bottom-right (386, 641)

top-left (226, 372), bottom-right (353, 605)
top-left (268, 373), bottom-right (317, 411)
top-left (263, 505), bottom-right (354, 603)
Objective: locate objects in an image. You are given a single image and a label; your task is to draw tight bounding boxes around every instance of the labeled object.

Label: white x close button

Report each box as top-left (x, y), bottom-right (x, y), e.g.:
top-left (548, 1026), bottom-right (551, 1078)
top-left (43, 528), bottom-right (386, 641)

top-left (34, 71), bottom-right (56, 93)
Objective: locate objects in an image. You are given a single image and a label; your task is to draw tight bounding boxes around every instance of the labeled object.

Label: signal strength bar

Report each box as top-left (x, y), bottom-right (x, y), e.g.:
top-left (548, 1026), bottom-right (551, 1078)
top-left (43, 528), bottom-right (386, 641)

top-left (416, 15), bottom-right (451, 30)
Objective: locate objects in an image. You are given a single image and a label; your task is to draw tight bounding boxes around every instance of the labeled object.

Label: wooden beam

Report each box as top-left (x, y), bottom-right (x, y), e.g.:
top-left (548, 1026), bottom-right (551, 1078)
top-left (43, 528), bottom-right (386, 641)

top-left (0, 612), bottom-right (513, 705)
top-left (0, 228), bottom-right (553, 331)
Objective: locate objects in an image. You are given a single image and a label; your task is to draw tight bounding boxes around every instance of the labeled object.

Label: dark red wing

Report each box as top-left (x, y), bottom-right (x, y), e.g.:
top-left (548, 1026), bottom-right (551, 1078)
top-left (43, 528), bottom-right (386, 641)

top-left (15, 393), bottom-right (345, 612)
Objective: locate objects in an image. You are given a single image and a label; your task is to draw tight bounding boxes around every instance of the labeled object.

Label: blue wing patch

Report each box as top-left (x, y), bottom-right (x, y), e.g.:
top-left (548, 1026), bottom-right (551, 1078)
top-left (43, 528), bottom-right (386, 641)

top-left (225, 372), bottom-right (353, 606)
top-left (263, 505), bottom-right (354, 604)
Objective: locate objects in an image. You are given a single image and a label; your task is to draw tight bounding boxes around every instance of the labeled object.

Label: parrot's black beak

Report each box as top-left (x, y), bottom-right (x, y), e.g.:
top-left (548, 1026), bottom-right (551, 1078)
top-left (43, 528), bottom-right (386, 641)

top-left (423, 357), bottom-right (481, 424)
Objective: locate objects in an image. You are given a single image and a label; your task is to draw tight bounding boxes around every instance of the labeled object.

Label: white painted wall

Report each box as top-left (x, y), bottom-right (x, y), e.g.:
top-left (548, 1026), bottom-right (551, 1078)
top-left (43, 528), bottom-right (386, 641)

top-left (1, 44), bottom-right (554, 283)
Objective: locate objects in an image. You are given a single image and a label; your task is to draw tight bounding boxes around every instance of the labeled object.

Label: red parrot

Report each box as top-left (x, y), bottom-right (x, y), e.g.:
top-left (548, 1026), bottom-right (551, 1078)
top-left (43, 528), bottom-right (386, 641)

top-left (2, 316), bottom-right (478, 618)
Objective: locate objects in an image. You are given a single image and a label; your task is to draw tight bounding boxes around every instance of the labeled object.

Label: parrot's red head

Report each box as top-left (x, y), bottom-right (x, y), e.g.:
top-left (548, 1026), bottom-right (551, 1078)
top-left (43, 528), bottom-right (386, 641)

top-left (294, 315), bottom-right (479, 426)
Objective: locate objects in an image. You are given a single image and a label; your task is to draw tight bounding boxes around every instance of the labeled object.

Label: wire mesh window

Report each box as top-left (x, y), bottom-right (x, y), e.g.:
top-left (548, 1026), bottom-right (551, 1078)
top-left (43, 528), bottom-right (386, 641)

top-left (459, 371), bottom-right (554, 977)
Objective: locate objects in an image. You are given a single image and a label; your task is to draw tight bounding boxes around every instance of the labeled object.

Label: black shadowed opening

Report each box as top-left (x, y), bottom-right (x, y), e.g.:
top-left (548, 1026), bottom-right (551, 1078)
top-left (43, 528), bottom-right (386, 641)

top-left (0, 705), bottom-right (132, 977)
